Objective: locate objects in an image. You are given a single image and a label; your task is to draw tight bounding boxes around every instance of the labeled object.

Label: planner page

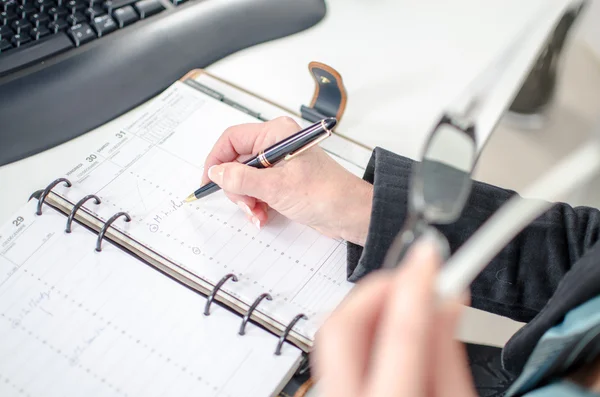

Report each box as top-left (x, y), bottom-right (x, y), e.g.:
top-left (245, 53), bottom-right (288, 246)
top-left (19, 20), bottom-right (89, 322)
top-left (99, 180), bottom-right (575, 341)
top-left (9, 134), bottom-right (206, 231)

top-left (52, 81), bottom-right (356, 345)
top-left (0, 200), bottom-right (302, 397)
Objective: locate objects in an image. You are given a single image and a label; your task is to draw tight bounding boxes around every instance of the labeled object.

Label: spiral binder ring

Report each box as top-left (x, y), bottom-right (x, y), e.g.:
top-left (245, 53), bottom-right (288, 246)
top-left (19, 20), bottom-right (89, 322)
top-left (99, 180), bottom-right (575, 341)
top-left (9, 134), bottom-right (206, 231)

top-left (65, 195), bottom-right (101, 233)
top-left (95, 212), bottom-right (131, 252)
top-left (36, 178), bottom-right (72, 215)
top-left (238, 293), bottom-right (272, 335)
top-left (275, 313), bottom-right (307, 356)
top-left (204, 273), bottom-right (238, 316)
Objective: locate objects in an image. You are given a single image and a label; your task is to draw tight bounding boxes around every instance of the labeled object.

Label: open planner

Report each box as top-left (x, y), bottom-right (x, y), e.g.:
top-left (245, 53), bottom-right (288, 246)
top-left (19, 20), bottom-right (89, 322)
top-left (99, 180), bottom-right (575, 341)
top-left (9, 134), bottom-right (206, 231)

top-left (0, 66), bottom-right (373, 396)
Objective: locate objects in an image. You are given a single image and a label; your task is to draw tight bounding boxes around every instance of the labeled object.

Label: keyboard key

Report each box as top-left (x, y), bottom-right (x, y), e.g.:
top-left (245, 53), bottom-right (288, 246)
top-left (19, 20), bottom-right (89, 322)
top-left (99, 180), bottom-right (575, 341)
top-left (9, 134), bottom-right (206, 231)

top-left (47, 6), bottom-right (67, 20)
top-left (112, 5), bottom-right (136, 27)
top-left (64, 0), bottom-right (75, 12)
top-left (90, 13), bottom-right (114, 36)
top-left (29, 11), bottom-right (48, 26)
top-left (65, 0), bottom-right (83, 14)
top-left (66, 10), bottom-right (83, 25)
top-left (134, 0), bottom-right (162, 19)
top-left (83, 4), bottom-right (102, 20)
top-left (0, 10), bottom-right (17, 24)
top-left (0, 31), bottom-right (72, 74)
top-left (1, 0), bottom-right (16, 12)
top-left (29, 23), bottom-right (48, 39)
top-left (67, 22), bottom-right (94, 46)
top-left (0, 24), bottom-right (13, 39)
top-left (33, 0), bottom-right (52, 11)
top-left (12, 18), bottom-right (32, 33)
top-left (48, 17), bottom-right (67, 32)
top-left (15, 3), bottom-right (35, 17)
top-left (32, 0), bottom-right (51, 7)
top-left (0, 38), bottom-right (11, 51)
top-left (170, 0), bottom-right (186, 6)
top-left (103, 0), bottom-right (134, 13)
top-left (11, 32), bottom-right (30, 46)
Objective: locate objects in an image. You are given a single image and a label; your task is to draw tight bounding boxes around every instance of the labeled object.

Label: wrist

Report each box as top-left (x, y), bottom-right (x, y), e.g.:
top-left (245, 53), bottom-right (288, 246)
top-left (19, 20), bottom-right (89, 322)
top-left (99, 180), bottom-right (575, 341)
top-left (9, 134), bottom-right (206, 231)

top-left (337, 177), bottom-right (373, 246)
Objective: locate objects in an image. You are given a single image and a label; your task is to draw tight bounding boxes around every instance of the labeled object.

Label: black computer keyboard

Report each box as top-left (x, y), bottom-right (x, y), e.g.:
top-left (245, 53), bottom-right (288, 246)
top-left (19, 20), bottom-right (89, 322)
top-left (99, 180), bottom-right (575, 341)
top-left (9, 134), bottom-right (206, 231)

top-left (0, 0), bottom-right (326, 167)
top-left (0, 0), bottom-right (173, 75)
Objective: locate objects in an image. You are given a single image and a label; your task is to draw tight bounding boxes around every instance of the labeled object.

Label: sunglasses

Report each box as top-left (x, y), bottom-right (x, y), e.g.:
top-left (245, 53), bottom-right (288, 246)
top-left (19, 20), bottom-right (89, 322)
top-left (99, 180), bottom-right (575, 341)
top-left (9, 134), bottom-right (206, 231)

top-left (381, 112), bottom-right (477, 269)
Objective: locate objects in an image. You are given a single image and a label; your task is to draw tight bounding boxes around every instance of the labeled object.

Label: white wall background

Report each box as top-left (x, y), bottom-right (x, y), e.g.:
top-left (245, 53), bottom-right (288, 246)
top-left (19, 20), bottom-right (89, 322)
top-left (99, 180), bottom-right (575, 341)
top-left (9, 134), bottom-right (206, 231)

top-left (576, 0), bottom-right (600, 61)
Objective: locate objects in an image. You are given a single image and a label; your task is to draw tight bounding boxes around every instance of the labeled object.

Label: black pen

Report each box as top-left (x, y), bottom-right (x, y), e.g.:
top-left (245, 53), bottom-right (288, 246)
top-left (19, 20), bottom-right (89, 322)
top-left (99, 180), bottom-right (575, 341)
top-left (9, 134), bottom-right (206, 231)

top-left (184, 117), bottom-right (337, 202)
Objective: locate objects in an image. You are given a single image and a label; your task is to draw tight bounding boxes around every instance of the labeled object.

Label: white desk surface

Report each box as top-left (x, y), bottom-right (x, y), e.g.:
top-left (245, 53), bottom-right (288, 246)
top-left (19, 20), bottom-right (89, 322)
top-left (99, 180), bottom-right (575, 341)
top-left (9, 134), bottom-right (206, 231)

top-left (206, 0), bottom-right (577, 156)
top-left (0, 0), bottom-right (575, 223)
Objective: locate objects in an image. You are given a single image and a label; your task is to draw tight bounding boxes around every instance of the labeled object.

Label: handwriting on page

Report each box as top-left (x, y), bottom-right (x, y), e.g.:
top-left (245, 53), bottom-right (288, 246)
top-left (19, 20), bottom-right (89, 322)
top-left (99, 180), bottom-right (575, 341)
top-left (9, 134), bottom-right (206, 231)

top-left (53, 82), bottom-right (355, 340)
top-left (150, 199), bottom-right (185, 227)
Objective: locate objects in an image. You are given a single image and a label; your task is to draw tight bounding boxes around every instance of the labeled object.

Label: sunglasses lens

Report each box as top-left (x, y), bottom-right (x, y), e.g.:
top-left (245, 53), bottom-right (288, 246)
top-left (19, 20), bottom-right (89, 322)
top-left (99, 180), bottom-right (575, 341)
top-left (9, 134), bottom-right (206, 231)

top-left (419, 122), bottom-right (476, 223)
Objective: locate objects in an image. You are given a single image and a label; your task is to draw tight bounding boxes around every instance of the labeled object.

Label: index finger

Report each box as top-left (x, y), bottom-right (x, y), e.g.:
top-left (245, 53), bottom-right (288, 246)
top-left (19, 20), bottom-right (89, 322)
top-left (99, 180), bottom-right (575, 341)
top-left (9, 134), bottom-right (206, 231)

top-left (363, 236), bottom-right (443, 397)
top-left (201, 117), bottom-right (301, 184)
top-left (313, 270), bottom-right (395, 397)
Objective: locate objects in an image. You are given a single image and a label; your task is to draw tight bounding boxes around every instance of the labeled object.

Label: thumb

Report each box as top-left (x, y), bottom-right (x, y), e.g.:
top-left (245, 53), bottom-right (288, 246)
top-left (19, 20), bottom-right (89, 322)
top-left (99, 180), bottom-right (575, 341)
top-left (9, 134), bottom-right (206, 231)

top-left (208, 163), bottom-right (279, 203)
top-left (432, 299), bottom-right (477, 397)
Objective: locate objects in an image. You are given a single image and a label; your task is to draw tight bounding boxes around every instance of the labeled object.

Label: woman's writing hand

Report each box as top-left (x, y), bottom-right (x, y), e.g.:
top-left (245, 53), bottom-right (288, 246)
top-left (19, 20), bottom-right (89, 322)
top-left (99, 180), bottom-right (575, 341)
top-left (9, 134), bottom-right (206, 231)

top-left (313, 236), bottom-right (477, 397)
top-left (201, 117), bottom-right (373, 245)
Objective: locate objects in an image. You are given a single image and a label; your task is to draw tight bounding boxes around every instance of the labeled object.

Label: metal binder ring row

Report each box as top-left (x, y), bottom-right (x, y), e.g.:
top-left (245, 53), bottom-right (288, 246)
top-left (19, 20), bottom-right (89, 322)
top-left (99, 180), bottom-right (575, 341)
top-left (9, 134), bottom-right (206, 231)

top-left (204, 273), bottom-right (238, 316)
top-left (36, 177), bottom-right (72, 215)
top-left (95, 212), bottom-right (131, 252)
top-left (238, 292), bottom-right (272, 336)
top-left (36, 179), bottom-right (309, 356)
top-left (275, 313), bottom-right (307, 356)
top-left (205, 272), bottom-right (308, 355)
top-left (65, 194), bottom-right (102, 233)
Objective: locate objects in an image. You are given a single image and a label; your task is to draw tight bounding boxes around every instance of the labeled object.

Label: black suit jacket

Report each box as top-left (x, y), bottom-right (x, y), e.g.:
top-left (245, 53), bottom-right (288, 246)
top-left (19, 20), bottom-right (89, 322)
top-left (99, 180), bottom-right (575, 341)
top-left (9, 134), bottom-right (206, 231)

top-left (346, 147), bottom-right (600, 375)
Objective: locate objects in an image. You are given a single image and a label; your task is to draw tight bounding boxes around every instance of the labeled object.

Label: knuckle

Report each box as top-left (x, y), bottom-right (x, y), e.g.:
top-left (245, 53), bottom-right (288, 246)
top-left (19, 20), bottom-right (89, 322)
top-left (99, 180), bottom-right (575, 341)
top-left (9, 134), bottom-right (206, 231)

top-left (274, 116), bottom-right (300, 132)
top-left (222, 125), bottom-right (236, 137)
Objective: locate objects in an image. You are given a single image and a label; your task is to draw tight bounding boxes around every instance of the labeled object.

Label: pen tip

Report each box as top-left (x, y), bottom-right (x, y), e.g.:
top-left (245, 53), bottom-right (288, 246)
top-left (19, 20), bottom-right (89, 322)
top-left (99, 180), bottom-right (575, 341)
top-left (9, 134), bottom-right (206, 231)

top-left (184, 193), bottom-right (198, 203)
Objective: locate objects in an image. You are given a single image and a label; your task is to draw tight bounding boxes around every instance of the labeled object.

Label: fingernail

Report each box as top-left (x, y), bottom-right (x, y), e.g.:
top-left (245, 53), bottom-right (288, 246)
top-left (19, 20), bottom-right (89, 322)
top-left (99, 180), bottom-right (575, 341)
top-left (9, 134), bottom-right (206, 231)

top-left (208, 165), bottom-right (224, 184)
top-left (237, 201), bottom-right (253, 217)
top-left (252, 216), bottom-right (261, 230)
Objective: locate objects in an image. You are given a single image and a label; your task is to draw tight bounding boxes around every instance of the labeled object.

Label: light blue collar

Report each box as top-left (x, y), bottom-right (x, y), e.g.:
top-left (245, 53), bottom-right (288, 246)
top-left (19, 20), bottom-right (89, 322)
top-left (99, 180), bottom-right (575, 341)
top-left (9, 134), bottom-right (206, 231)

top-left (523, 381), bottom-right (600, 397)
top-left (506, 294), bottom-right (600, 396)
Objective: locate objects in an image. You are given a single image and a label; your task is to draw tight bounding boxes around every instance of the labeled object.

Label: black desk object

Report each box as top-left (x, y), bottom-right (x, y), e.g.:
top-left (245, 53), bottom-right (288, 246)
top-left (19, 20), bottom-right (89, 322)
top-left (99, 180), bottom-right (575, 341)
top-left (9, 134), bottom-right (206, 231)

top-left (279, 343), bottom-right (516, 397)
top-left (466, 343), bottom-right (516, 397)
top-left (0, 0), bottom-right (326, 167)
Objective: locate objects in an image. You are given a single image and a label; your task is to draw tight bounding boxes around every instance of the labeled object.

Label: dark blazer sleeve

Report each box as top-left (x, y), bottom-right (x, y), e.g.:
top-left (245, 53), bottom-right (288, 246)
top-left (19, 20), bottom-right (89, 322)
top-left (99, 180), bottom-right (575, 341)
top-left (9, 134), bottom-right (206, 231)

top-left (347, 147), bottom-right (600, 323)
